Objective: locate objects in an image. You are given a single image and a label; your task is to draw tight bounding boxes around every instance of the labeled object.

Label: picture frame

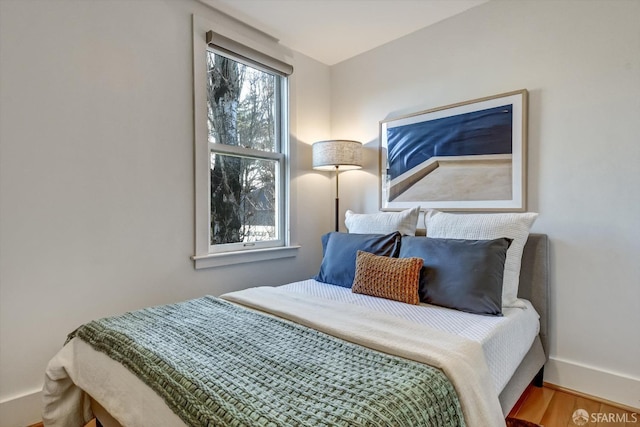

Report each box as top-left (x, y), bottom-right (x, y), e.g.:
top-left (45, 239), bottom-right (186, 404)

top-left (379, 89), bottom-right (528, 212)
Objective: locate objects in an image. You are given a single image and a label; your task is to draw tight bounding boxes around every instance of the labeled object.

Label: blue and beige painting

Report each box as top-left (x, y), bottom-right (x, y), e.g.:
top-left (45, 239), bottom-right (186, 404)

top-left (386, 104), bottom-right (513, 202)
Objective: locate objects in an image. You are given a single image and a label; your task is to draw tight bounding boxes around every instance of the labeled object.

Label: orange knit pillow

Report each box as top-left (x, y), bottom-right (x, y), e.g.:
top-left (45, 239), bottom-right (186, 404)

top-left (351, 250), bottom-right (423, 305)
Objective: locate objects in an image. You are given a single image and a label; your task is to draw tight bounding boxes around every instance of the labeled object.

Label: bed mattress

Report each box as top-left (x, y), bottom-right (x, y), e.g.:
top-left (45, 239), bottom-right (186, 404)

top-left (44, 285), bottom-right (507, 427)
top-left (279, 279), bottom-right (540, 394)
top-left (43, 280), bottom-right (536, 426)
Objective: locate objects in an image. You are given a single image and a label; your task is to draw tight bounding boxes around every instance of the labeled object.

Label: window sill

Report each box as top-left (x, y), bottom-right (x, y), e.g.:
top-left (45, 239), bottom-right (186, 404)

top-left (192, 245), bottom-right (301, 269)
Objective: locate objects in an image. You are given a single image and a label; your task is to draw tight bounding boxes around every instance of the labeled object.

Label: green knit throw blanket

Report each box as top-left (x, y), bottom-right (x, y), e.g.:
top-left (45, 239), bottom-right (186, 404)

top-left (69, 296), bottom-right (465, 427)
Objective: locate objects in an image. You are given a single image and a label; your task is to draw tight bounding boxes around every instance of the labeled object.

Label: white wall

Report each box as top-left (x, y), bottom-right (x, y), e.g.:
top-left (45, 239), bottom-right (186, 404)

top-left (330, 0), bottom-right (640, 409)
top-left (0, 1), bottom-right (332, 425)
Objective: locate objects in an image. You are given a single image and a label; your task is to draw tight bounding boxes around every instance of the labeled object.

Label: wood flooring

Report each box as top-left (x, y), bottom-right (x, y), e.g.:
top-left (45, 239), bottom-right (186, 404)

top-left (509, 383), bottom-right (639, 427)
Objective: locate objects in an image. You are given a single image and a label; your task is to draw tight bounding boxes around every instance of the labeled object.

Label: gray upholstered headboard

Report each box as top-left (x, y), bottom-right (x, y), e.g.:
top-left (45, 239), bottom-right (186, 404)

top-left (518, 233), bottom-right (549, 356)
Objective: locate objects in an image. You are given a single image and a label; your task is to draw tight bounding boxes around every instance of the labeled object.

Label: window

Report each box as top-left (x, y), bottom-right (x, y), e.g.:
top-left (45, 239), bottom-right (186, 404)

top-left (192, 26), bottom-right (297, 268)
top-left (207, 50), bottom-right (285, 253)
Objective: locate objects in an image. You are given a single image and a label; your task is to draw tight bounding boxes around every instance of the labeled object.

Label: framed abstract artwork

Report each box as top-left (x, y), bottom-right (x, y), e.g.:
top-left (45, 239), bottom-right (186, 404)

top-left (379, 89), bottom-right (528, 212)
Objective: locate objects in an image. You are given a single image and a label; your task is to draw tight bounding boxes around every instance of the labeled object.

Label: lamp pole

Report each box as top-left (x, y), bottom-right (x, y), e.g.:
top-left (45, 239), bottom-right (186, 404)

top-left (335, 165), bottom-right (340, 232)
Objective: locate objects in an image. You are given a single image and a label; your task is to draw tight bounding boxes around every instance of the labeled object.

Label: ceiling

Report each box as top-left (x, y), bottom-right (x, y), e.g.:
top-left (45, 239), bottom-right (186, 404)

top-left (201, 0), bottom-right (489, 65)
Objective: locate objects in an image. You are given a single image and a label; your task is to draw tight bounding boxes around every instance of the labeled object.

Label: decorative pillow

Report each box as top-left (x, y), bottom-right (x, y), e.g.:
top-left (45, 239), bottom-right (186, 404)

top-left (352, 251), bottom-right (423, 305)
top-left (314, 232), bottom-right (401, 288)
top-left (399, 236), bottom-right (511, 316)
top-left (425, 210), bottom-right (538, 308)
top-left (345, 207), bottom-right (420, 235)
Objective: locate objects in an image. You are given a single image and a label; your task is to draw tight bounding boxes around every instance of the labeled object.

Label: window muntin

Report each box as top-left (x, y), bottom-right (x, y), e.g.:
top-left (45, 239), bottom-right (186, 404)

top-left (206, 49), bottom-right (287, 253)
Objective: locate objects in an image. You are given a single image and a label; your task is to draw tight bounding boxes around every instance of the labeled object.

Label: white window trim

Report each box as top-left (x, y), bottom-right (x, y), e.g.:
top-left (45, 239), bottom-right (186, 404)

top-left (191, 15), bottom-right (299, 269)
top-left (192, 245), bottom-right (300, 269)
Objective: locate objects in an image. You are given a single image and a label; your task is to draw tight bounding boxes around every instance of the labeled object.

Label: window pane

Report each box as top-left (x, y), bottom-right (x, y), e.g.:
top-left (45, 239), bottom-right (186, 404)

top-left (206, 51), bottom-right (277, 152)
top-left (210, 152), bottom-right (278, 245)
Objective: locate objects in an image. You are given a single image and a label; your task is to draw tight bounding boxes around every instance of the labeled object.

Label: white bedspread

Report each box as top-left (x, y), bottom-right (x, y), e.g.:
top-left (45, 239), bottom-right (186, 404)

top-left (280, 279), bottom-right (540, 393)
top-left (222, 286), bottom-right (506, 427)
top-left (43, 339), bottom-right (185, 427)
top-left (43, 283), bottom-right (512, 427)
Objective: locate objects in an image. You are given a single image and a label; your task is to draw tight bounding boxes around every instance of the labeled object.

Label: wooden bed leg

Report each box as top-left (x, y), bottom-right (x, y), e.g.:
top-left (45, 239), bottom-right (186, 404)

top-left (533, 366), bottom-right (544, 387)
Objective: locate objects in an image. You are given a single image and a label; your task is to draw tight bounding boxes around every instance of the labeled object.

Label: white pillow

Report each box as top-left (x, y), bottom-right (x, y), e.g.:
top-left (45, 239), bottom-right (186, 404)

top-left (345, 207), bottom-right (420, 236)
top-left (425, 210), bottom-right (538, 308)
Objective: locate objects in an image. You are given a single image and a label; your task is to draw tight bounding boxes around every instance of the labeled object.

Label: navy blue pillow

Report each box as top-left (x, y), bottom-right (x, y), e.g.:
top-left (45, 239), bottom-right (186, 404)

top-left (315, 232), bottom-right (401, 288)
top-left (399, 237), bottom-right (511, 316)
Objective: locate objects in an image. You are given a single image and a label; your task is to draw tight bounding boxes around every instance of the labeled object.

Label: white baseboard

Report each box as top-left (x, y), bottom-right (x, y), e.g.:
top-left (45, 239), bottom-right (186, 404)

top-left (0, 389), bottom-right (42, 427)
top-left (546, 356), bottom-right (640, 410)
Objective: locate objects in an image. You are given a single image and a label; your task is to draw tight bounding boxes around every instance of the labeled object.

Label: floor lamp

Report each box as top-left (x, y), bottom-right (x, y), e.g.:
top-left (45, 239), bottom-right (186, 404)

top-left (312, 140), bottom-right (363, 232)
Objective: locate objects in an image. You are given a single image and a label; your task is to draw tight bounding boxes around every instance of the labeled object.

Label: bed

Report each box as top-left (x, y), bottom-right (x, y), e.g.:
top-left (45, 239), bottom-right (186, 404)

top-left (42, 211), bottom-right (548, 427)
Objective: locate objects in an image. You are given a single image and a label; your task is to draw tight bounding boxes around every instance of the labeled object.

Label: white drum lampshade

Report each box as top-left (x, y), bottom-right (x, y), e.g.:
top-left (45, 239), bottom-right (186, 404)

top-left (312, 140), bottom-right (362, 171)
